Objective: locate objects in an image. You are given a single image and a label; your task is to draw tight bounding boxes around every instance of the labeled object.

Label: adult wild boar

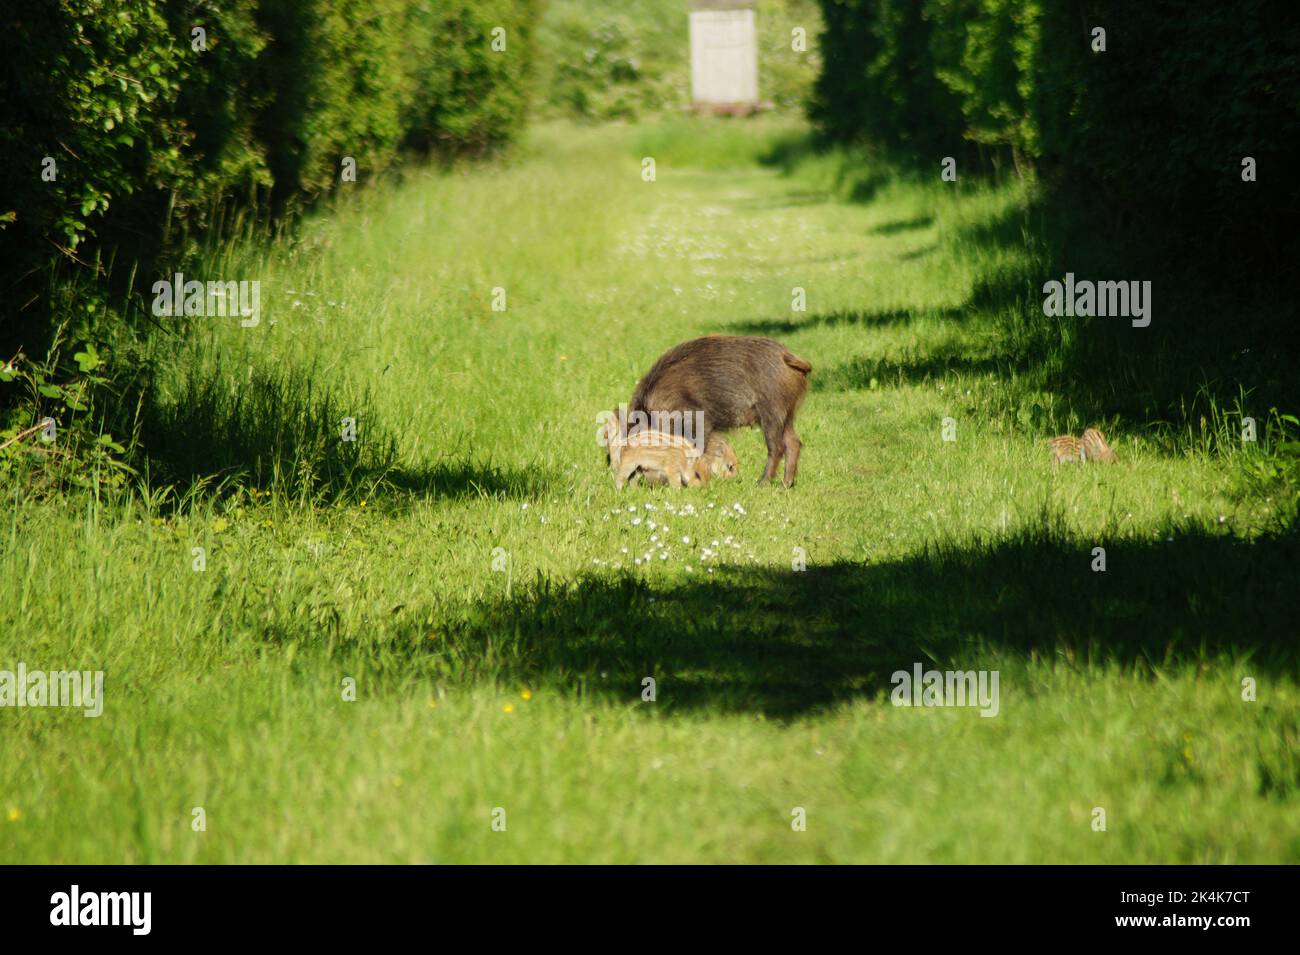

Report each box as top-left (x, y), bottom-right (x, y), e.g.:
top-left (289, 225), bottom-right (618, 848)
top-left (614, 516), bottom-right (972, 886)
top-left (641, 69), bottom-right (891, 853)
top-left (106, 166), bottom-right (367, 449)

top-left (628, 335), bottom-right (811, 486)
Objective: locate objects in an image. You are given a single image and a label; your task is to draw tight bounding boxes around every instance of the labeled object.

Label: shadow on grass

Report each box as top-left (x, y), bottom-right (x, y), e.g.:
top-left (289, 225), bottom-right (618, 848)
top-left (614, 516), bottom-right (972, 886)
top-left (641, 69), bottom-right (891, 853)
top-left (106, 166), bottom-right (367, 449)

top-left (757, 133), bottom-right (819, 170)
top-left (728, 190), bottom-right (833, 212)
top-left (945, 174), bottom-right (1300, 427)
top-left (727, 306), bottom-right (965, 337)
top-left (140, 353), bottom-right (550, 503)
top-left (413, 522), bottom-right (1299, 718)
top-left (377, 460), bottom-right (554, 501)
top-left (761, 132), bottom-right (1300, 428)
top-left (869, 214), bottom-right (935, 235)
top-left (893, 243), bottom-right (939, 262)
top-left (814, 346), bottom-right (1012, 392)
top-left (140, 355), bottom-right (395, 499)
top-left (847, 172), bottom-right (892, 204)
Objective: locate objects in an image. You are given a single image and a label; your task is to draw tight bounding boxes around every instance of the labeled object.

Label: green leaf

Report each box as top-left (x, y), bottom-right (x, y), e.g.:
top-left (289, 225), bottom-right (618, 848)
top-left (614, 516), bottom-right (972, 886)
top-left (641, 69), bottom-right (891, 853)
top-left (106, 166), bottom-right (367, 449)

top-left (74, 346), bottom-right (101, 372)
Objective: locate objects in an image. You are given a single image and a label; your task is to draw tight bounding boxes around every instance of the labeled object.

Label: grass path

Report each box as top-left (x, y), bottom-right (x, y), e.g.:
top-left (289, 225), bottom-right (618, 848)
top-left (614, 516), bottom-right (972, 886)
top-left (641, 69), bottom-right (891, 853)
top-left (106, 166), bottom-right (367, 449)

top-left (2, 120), bottom-right (1296, 863)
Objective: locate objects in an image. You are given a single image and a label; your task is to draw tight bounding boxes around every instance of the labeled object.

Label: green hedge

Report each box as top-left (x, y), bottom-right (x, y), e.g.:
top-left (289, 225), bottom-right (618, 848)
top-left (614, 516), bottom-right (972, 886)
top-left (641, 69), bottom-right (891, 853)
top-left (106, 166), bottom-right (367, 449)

top-left (810, 1), bottom-right (1300, 254)
top-left (813, 0), bottom-right (964, 159)
top-left (0, 0), bottom-right (542, 277)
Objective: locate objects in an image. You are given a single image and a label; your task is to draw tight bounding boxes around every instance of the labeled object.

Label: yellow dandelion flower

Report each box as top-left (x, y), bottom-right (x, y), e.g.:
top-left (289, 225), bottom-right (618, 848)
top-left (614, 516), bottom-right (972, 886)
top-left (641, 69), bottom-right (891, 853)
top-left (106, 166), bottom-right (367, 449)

top-left (520, 690), bottom-right (532, 701)
top-left (6, 807), bottom-right (21, 822)
top-left (503, 703), bottom-right (515, 714)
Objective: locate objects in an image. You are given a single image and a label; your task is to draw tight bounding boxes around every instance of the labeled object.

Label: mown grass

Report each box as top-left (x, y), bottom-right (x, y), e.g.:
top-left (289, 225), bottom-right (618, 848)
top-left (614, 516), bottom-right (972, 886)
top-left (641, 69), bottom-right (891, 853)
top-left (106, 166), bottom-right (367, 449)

top-left (2, 117), bottom-right (1297, 863)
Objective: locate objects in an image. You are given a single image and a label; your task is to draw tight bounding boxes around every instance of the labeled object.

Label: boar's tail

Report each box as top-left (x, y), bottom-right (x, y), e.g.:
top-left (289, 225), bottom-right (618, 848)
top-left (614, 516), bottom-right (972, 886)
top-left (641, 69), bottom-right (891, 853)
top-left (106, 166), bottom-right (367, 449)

top-left (783, 351), bottom-right (813, 375)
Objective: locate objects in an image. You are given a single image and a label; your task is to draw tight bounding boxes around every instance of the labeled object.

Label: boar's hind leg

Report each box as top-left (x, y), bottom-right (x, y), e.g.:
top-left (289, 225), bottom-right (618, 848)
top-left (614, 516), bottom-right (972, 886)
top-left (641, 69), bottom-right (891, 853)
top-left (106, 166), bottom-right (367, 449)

top-left (760, 414), bottom-right (786, 483)
top-left (781, 422), bottom-right (802, 487)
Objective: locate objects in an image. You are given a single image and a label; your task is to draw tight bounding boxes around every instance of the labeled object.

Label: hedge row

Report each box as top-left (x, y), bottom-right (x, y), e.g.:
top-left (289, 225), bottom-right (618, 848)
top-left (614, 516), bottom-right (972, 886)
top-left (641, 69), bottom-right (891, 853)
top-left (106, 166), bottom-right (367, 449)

top-left (810, 0), bottom-right (1300, 257)
top-left (0, 0), bottom-right (541, 275)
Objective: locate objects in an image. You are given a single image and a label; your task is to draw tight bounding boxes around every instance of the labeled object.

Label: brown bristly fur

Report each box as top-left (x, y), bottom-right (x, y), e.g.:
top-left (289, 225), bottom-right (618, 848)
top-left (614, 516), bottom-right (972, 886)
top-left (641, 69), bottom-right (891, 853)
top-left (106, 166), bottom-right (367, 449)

top-left (1047, 427), bottom-right (1117, 465)
top-left (700, 431), bottom-right (738, 479)
top-left (615, 442), bottom-right (708, 490)
top-left (1080, 427), bottom-right (1117, 463)
top-left (629, 335), bottom-right (812, 487)
top-left (604, 420), bottom-right (735, 488)
top-left (1047, 434), bottom-right (1083, 465)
